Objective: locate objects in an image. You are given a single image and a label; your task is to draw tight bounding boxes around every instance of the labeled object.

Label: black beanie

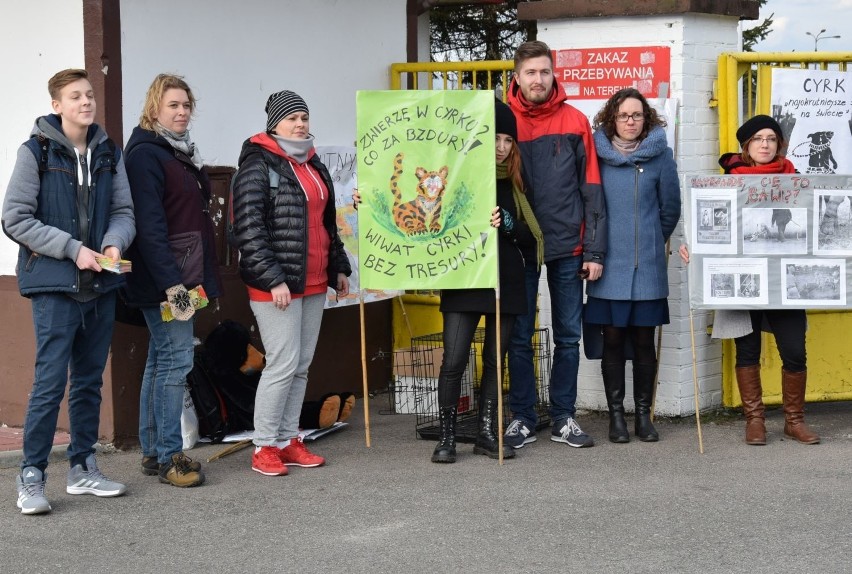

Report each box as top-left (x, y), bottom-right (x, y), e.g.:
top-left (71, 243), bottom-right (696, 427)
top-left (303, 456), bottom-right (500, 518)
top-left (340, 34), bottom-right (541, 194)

top-left (265, 90), bottom-right (309, 133)
top-left (736, 114), bottom-right (782, 145)
top-left (495, 98), bottom-right (517, 140)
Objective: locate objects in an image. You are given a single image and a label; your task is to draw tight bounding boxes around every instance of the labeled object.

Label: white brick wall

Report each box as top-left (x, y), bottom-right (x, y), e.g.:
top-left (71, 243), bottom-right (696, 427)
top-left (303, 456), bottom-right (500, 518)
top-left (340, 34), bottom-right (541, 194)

top-left (536, 13), bottom-right (742, 415)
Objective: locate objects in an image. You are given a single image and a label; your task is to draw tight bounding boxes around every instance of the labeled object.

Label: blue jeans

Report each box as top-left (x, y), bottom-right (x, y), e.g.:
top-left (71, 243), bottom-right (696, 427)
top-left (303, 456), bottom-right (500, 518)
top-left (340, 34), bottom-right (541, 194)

top-left (508, 256), bottom-right (583, 425)
top-left (23, 292), bottom-right (116, 472)
top-left (139, 307), bottom-right (196, 464)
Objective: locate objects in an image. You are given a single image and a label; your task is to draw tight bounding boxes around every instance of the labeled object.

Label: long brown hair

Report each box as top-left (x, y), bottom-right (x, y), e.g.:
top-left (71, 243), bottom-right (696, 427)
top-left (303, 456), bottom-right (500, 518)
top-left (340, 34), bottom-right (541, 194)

top-left (504, 139), bottom-right (525, 193)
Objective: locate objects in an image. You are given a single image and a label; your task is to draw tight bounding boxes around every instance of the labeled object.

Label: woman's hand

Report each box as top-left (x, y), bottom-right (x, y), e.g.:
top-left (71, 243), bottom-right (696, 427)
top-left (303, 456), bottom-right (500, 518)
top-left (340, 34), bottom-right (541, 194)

top-left (679, 244), bottom-right (690, 264)
top-left (271, 283), bottom-right (291, 310)
top-left (352, 189), bottom-right (361, 210)
top-left (491, 206), bottom-right (514, 231)
top-left (336, 274), bottom-right (350, 297)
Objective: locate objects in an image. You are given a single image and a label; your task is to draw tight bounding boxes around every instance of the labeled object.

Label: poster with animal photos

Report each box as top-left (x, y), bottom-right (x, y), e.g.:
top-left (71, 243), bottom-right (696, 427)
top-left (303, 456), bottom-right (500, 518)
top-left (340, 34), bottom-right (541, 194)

top-left (685, 174), bottom-right (852, 309)
top-left (770, 68), bottom-right (852, 176)
top-left (355, 90), bottom-right (498, 290)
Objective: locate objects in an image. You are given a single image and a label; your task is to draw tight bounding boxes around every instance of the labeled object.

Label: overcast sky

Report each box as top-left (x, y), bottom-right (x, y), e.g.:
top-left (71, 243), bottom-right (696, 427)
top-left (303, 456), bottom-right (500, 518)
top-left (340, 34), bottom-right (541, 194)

top-left (746, 0), bottom-right (850, 52)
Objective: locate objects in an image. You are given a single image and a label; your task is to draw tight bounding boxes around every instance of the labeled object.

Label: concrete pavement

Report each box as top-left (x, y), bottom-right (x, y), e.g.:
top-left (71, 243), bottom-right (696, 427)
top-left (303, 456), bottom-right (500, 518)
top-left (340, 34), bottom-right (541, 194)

top-left (1, 396), bottom-right (850, 573)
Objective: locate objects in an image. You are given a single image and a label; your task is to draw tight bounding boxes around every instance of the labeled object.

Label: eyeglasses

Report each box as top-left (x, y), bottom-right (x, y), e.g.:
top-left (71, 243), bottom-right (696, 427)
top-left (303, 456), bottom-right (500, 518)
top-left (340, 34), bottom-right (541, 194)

top-left (750, 136), bottom-right (778, 145)
top-left (615, 112), bottom-right (645, 123)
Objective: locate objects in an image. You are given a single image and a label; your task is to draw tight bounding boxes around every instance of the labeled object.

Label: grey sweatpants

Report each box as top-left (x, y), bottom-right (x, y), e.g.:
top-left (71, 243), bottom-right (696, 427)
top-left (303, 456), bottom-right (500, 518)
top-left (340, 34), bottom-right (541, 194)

top-left (250, 293), bottom-right (325, 446)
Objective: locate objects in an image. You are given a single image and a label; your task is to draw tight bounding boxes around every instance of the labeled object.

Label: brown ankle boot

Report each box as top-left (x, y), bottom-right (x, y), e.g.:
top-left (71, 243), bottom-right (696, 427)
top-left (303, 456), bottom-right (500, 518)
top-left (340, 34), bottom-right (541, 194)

top-left (782, 369), bottom-right (820, 444)
top-left (736, 365), bottom-right (766, 445)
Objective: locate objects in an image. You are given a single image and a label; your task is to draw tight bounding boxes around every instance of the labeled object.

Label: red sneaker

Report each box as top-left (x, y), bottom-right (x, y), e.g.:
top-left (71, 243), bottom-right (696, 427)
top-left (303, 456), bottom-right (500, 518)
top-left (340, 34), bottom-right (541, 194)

top-left (252, 446), bottom-right (288, 476)
top-left (278, 438), bottom-right (325, 468)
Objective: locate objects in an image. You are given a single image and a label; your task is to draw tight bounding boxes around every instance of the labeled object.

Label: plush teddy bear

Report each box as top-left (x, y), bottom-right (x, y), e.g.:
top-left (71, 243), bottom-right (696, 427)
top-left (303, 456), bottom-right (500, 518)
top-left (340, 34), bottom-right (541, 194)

top-left (199, 320), bottom-right (355, 434)
top-left (300, 391), bottom-right (356, 430)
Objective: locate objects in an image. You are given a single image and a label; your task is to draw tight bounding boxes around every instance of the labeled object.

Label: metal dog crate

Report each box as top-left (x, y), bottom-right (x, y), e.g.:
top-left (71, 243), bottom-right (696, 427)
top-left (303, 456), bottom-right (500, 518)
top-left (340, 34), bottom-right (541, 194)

top-left (391, 328), bottom-right (552, 443)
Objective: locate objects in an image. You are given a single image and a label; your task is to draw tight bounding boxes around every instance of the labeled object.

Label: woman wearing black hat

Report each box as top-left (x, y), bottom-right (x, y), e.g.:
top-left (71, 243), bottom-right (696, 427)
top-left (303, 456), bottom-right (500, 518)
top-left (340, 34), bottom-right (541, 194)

top-left (231, 90), bottom-right (352, 476)
top-left (679, 114), bottom-right (819, 446)
top-left (429, 99), bottom-right (544, 463)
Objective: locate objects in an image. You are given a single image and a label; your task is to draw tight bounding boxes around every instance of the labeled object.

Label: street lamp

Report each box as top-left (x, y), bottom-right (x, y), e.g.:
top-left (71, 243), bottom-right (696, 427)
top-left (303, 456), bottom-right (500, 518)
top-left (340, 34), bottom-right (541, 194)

top-left (805, 29), bottom-right (841, 51)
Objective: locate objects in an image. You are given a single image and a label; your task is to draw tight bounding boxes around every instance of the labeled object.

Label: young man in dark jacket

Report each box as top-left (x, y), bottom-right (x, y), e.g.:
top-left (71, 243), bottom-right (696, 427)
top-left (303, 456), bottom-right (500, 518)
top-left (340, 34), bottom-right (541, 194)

top-left (504, 41), bottom-right (607, 450)
top-left (2, 69), bottom-right (135, 514)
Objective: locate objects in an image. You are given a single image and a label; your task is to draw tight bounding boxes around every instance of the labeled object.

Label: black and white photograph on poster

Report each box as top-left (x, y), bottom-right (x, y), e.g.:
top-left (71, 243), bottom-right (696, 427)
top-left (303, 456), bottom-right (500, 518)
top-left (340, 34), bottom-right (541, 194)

top-left (770, 68), bottom-right (852, 175)
top-left (738, 273), bottom-right (761, 298)
top-left (742, 208), bottom-right (808, 254)
top-left (702, 258), bottom-right (769, 306)
top-left (814, 191), bottom-right (852, 255)
top-left (691, 188), bottom-right (738, 254)
top-left (782, 259), bottom-right (846, 306)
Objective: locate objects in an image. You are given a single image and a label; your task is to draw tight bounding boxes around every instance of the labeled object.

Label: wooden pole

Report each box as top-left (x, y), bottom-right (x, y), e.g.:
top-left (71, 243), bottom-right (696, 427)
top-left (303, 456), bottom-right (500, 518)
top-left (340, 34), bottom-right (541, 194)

top-left (495, 288), bottom-right (503, 464)
top-left (360, 295), bottom-right (371, 447)
top-left (688, 305), bottom-right (705, 454)
top-left (650, 239), bottom-right (672, 422)
top-left (206, 439), bottom-right (252, 462)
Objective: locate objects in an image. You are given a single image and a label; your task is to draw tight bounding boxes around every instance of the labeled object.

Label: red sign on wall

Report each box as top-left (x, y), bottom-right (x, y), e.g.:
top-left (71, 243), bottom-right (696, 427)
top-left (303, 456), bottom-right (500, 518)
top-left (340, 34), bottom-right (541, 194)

top-left (553, 46), bottom-right (671, 100)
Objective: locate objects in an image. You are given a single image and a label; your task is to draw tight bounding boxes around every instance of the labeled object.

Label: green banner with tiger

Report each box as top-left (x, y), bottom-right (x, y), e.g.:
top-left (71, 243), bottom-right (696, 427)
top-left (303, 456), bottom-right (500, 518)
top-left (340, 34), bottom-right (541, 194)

top-left (355, 90), bottom-right (497, 290)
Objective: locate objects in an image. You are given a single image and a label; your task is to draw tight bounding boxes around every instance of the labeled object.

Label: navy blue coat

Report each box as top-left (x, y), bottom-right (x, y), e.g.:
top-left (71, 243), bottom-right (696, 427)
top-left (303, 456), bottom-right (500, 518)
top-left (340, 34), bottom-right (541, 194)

top-left (122, 127), bottom-right (222, 307)
top-left (2, 115), bottom-right (135, 297)
top-left (585, 127), bottom-right (680, 301)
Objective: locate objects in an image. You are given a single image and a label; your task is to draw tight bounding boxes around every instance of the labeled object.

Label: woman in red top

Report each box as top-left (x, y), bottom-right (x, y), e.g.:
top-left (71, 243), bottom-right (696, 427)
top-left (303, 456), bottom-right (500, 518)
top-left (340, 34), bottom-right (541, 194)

top-left (680, 115), bottom-right (819, 446)
top-left (231, 90), bottom-right (351, 476)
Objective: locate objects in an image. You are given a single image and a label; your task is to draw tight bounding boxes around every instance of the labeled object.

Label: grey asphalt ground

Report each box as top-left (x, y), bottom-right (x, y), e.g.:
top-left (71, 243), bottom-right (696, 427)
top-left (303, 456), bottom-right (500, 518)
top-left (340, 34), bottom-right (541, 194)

top-left (1, 397), bottom-right (850, 573)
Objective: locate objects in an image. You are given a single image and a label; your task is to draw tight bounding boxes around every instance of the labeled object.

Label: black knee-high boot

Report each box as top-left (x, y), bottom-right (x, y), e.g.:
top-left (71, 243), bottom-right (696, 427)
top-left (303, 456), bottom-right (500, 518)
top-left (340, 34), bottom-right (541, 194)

top-left (602, 361), bottom-right (629, 443)
top-left (431, 407), bottom-right (457, 463)
top-left (633, 362), bottom-right (659, 442)
top-left (473, 396), bottom-right (515, 459)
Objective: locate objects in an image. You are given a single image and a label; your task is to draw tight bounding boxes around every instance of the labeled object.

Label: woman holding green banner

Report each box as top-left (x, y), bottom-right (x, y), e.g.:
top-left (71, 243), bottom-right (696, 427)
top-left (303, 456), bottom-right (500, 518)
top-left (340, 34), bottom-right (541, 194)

top-left (353, 100), bottom-right (543, 462)
top-left (430, 99), bottom-right (544, 463)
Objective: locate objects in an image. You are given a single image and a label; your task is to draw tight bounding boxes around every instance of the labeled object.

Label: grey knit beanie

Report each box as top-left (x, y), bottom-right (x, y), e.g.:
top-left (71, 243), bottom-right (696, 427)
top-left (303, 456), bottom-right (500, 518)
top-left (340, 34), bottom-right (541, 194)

top-left (265, 90), bottom-right (309, 132)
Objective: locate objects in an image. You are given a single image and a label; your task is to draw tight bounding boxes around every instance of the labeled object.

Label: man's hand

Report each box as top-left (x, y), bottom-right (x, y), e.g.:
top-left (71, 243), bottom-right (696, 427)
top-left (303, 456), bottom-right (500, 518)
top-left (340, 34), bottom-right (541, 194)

top-left (583, 261), bottom-right (603, 281)
top-left (75, 246), bottom-right (103, 272)
top-left (103, 245), bottom-right (121, 262)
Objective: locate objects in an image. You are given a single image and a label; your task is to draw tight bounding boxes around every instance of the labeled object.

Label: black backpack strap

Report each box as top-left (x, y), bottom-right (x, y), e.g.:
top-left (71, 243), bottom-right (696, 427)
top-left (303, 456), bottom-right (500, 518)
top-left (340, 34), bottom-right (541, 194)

top-left (25, 135), bottom-right (49, 173)
top-left (103, 138), bottom-right (119, 174)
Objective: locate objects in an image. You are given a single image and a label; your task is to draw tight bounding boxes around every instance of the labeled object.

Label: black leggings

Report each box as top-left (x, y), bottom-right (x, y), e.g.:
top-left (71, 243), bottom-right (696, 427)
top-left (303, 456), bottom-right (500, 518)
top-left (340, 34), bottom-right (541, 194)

top-left (734, 309), bottom-right (806, 372)
top-left (438, 311), bottom-right (516, 408)
top-left (602, 325), bottom-right (657, 366)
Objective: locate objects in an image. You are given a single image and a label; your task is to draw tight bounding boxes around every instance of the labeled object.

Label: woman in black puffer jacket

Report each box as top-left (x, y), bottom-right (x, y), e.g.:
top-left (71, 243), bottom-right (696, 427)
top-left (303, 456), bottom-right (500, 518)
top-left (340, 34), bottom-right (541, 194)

top-left (231, 90), bottom-right (351, 477)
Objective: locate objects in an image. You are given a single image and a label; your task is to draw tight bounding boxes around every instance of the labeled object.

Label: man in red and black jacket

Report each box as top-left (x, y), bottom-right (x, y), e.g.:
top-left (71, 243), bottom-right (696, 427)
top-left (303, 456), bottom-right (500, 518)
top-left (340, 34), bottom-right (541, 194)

top-left (504, 40), bottom-right (607, 451)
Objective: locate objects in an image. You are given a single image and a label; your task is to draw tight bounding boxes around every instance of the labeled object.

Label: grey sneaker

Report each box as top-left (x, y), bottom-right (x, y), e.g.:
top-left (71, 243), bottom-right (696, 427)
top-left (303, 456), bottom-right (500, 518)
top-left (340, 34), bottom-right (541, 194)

top-left (16, 467), bottom-right (52, 515)
top-left (551, 417), bottom-right (595, 448)
top-left (504, 419), bottom-right (537, 449)
top-left (66, 454), bottom-right (127, 497)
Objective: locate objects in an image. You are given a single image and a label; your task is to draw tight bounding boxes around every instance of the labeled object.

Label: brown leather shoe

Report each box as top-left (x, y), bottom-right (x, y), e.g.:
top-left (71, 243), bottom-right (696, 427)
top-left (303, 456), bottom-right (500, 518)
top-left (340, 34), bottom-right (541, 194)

top-left (782, 369), bottom-right (820, 444)
top-left (736, 365), bottom-right (766, 445)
